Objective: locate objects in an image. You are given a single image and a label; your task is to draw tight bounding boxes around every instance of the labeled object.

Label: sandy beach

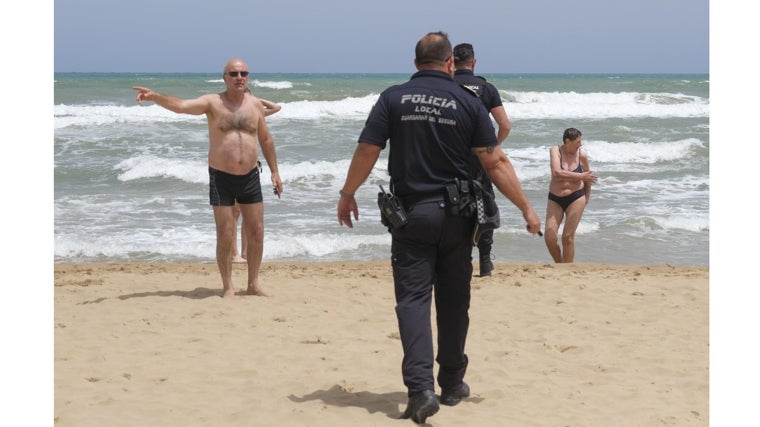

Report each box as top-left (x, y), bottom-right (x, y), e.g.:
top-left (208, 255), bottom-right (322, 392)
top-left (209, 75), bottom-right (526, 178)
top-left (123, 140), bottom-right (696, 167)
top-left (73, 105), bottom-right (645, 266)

top-left (54, 261), bottom-right (708, 426)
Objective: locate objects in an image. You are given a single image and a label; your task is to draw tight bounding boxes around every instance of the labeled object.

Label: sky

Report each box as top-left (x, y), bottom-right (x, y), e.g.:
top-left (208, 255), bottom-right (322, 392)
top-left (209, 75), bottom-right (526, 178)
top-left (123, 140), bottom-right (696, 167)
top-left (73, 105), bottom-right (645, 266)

top-left (53, 0), bottom-right (709, 74)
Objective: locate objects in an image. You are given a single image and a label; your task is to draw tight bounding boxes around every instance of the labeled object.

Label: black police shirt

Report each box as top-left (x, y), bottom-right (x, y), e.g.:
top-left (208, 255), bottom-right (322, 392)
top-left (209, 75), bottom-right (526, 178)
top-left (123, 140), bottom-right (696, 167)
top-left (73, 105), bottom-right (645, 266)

top-left (358, 70), bottom-right (497, 197)
top-left (453, 69), bottom-right (504, 112)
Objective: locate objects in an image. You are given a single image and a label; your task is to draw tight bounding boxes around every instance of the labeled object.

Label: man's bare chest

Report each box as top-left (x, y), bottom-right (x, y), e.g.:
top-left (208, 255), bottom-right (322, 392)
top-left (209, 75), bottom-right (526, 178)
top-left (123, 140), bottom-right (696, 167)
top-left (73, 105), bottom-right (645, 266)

top-left (211, 105), bottom-right (258, 134)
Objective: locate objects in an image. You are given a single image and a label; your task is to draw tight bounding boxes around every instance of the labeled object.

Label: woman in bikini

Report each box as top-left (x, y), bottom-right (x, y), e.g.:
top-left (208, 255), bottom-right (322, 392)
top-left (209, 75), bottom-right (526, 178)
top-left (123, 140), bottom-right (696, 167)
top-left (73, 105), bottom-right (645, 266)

top-left (544, 128), bottom-right (598, 263)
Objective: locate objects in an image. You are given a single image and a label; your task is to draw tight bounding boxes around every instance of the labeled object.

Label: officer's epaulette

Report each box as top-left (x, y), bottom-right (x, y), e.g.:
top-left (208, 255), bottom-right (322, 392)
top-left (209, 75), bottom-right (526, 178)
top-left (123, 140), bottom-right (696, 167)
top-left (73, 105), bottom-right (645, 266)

top-left (459, 84), bottom-right (480, 98)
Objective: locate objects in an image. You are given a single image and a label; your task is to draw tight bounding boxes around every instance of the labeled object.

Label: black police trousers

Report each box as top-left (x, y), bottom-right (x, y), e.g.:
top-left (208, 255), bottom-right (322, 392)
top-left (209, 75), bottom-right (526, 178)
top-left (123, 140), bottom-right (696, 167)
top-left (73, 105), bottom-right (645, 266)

top-left (390, 200), bottom-right (474, 395)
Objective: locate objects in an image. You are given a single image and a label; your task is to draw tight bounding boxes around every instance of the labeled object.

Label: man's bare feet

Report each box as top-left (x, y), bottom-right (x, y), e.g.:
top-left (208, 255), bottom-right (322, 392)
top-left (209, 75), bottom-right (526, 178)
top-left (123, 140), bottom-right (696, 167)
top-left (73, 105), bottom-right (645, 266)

top-left (246, 285), bottom-right (268, 297)
top-left (232, 255), bottom-right (246, 264)
top-left (223, 288), bottom-right (236, 299)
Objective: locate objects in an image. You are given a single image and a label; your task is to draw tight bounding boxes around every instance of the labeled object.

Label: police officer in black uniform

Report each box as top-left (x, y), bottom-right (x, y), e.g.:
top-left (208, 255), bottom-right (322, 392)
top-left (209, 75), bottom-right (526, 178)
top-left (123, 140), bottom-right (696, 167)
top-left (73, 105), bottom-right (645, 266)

top-left (336, 31), bottom-right (540, 424)
top-left (453, 43), bottom-right (513, 277)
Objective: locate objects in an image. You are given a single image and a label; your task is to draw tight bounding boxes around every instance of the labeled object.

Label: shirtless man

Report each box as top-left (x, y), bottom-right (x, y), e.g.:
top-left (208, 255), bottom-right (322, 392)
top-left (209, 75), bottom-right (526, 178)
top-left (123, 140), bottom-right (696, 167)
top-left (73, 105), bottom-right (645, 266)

top-left (133, 58), bottom-right (283, 297)
top-left (544, 128), bottom-right (597, 263)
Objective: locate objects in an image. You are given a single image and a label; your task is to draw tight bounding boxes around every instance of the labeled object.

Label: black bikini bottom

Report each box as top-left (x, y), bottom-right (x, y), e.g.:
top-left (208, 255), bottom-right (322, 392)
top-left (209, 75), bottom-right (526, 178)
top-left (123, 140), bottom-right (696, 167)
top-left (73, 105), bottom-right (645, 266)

top-left (548, 189), bottom-right (586, 212)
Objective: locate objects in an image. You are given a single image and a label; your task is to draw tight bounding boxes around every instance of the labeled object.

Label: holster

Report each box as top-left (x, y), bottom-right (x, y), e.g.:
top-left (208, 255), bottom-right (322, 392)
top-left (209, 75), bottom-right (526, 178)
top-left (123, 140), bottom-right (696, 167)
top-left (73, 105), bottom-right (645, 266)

top-left (444, 179), bottom-right (476, 218)
top-left (470, 180), bottom-right (500, 245)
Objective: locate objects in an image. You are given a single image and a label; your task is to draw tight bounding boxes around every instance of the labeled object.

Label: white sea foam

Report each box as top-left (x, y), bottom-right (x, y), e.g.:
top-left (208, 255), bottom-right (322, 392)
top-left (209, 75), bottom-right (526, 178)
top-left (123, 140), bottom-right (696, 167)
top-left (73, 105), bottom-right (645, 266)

top-left (55, 227), bottom-right (218, 261)
top-left (264, 232), bottom-right (390, 259)
top-left (115, 155), bottom-right (208, 184)
top-left (113, 155), bottom-right (358, 187)
top-left (55, 227), bottom-right (392, 262)
top-left (271, 94), bottom-right (379, 120)
top-left (504, 91), bottom-right (708, 119)
top-left (54, 90), bottom-right (707, 129)
top-left (583, 138), bottom-right (706, 164)
top-left (650, 213), bottom-right (709, 232)
top-left (252, 80), bottom-right (294, 90)
top-left (204, 79), bottom-right (296, 89)
top-left (275, 159), bottom-right (354, 182)
top-left (54, 104), bottom-right (204, 129)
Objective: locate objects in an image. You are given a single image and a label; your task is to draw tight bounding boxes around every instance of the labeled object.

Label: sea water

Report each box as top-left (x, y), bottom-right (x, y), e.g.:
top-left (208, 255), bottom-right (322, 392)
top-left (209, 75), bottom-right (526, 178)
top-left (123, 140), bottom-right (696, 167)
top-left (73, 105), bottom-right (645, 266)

top-left (54, 73), bottom-right (709, 266)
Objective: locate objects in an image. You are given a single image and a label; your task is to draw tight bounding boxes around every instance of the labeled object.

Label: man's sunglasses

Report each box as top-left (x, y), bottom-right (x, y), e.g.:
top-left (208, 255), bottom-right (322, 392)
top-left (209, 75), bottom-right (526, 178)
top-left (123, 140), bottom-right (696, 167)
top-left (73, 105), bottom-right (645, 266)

top-left (228, 71), bottom-right (250, 77)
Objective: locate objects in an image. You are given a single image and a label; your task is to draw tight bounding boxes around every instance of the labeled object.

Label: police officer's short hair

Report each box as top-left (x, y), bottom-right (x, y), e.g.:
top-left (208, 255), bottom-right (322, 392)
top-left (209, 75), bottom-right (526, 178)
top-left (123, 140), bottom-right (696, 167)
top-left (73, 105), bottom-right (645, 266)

top-left (415, 31), bottom-right (453, 65)
top-left (453, 43), bottom-right (475, 66)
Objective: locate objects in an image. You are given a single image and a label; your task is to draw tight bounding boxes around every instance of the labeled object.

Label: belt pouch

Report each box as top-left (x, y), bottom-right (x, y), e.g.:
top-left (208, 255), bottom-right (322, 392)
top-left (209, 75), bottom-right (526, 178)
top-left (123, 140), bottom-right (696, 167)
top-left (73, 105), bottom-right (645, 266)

top-left (444, 183), bottom-right (461, 216)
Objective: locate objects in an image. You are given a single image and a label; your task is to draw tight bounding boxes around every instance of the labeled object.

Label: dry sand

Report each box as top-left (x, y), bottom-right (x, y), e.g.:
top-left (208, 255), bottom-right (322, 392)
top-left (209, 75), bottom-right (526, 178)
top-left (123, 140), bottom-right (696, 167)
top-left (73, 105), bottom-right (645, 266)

top-left (54, 261), bottom-right (708, 426)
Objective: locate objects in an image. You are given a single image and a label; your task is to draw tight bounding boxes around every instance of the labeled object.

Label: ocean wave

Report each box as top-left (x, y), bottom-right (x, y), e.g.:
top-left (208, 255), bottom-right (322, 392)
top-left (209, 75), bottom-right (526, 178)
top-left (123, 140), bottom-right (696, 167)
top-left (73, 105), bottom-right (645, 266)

top-left (583, 138), bottom-right (707, 164)
top-left (112, 136), bottom-right (706, 190)
top-left (270, 94), bottom-right (379, 120)
top-left (54, 104), bottom-right (204, 129)
top-left (507, 138), bottom-right (706, 166)
top-left (54, 89), bottom-right (708, 129)
top-left (650, 214), bottom-right (709, 232)
top-left (265, 232), bottom-right (390, 259)
top-left (252, 80), bottom-right (294, 90)
top-left (55, 227), bottom-right (218, 261)
top-left (615, 214), bottom-right (709, 233)
top-left (504, 91), bottom-right (708, 119)
top-left (204, 79), bottom-right (296, 89)
top-left (54, 228), bottom-right (392, 262)
top-left (113, 155), bottom-right (375, 187)
top-left (276, 159), bottom-right (353, 182)
top-left (115, 155), bottom-right (208, 184)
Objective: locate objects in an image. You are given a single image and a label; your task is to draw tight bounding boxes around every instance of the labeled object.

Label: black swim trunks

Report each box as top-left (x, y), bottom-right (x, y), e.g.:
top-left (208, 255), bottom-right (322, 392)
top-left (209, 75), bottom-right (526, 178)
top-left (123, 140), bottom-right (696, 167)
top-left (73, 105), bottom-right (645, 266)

top-left (548, 188), bottom-right (586, 212)
top-left (208, 165), bottom-right (263, 206)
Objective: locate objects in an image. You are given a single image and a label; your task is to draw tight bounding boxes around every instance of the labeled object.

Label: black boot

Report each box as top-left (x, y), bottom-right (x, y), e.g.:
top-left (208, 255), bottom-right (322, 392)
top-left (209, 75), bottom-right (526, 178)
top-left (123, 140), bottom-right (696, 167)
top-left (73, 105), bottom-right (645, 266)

top-left (440, 382), bottom-right (470, 406)
top-left (400, 390), bottom-right (439, 423)
top-left (479, 254), bottom-right (493, 277)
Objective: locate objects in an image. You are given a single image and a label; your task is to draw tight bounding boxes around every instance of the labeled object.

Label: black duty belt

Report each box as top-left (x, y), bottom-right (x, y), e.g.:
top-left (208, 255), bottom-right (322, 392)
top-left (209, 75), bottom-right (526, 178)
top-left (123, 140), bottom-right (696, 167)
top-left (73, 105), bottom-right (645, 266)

top-left (400, 192), bottom-right (445, 208)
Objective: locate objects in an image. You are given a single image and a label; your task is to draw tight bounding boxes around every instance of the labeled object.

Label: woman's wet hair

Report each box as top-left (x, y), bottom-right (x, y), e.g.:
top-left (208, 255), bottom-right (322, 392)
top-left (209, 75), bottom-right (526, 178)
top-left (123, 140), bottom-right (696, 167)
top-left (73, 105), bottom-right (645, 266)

top-left (563, 128), bottom-right (582, 143)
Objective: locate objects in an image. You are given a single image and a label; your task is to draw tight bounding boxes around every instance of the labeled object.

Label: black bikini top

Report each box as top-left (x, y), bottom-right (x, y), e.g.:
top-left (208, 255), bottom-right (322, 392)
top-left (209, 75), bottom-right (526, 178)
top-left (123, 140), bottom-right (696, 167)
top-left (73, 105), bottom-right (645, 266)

top-left (559, 145), bottom-right (583, 173)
